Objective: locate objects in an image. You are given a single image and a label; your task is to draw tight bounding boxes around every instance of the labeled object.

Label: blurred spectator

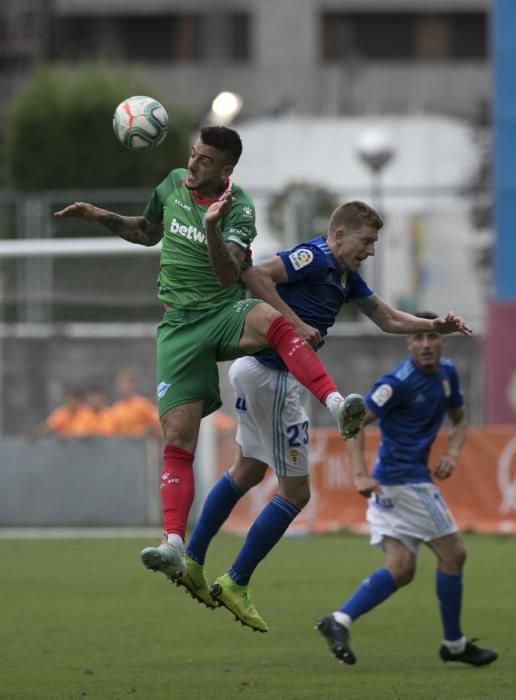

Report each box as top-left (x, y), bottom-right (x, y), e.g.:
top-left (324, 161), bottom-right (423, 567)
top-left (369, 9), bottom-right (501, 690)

top-left (110, 369), bottom-right (161, 438)
top-left (212, 410), bottom-right (236, 432)
top-left (32, 388), bottom-right (96, 439)
top-left (84, 386), bottom-right (117, 437)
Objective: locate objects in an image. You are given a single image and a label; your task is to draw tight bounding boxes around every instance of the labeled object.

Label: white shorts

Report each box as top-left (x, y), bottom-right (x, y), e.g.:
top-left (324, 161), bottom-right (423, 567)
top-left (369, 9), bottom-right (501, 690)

top-left (366, 483), bottom-right (458, 554)
top-left (229, 356), bottom-right (310, 477)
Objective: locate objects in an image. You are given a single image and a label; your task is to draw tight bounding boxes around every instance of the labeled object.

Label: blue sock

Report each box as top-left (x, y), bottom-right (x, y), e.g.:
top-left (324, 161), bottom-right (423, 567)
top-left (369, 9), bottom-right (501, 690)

top-left (228, 495), bottom-right (300, 586)
top-left (341, 568), bottom-right (397, 620)
top-left (436, 570), bottom-right (463, 641)
top-left (186, 472), bottom-right (244, 565)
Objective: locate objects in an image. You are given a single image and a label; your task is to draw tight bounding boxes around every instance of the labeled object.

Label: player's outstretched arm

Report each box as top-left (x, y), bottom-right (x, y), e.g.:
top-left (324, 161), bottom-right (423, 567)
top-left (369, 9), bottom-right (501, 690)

top-left (432, 311), bottom-right (472, 336)
top-left (354, 296), bottom-right (472, 336)
top-left (54, 202), bottom-right (163, 246)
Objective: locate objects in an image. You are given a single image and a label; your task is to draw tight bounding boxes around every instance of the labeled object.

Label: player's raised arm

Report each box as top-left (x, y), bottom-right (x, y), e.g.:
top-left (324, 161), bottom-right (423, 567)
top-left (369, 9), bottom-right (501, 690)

top-left (203, 193), bottom-right (246, 287)
top-left (54, 202), bottom-right (163, 247)
top-left (432, 311), bottom-right (472, 336)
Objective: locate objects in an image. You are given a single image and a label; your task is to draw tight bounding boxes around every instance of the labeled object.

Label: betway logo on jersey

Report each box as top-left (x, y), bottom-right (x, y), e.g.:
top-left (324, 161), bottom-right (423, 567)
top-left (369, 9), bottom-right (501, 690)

top-left (170, 218), bottom-right (206, 245)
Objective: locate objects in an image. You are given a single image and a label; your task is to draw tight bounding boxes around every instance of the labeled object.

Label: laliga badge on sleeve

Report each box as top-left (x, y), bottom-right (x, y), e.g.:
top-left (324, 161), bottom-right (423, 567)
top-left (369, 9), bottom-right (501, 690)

top-left (371, 383), bottom-right (393, 407)
top-left (288, 248), bottom-right (314, 270)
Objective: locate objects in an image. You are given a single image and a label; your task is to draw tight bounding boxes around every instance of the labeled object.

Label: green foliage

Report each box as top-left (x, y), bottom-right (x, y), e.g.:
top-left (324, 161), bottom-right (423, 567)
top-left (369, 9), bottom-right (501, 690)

top-left (4, 64), bottom-right (193, 190)
top-left (0, 534), bottom-right (512, 699)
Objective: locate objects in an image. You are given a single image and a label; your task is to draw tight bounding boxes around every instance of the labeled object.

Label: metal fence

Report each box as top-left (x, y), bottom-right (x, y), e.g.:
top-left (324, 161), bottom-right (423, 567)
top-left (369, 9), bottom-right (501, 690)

top-left (0, 187), bottom-right (490, 438)
top-left (0, 186), bottom-right (492, 326)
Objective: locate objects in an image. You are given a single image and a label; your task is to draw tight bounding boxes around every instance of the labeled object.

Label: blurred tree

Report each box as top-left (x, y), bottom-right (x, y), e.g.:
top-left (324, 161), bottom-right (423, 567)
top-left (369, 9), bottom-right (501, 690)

top-left (4, 64), bottom-right (193, 190)
top-left (267, 181), bottom-right (338, 243)
top-left (461, 99), bottom-right (493, 295)
top-left (267, 180), bottom-right (361, 321)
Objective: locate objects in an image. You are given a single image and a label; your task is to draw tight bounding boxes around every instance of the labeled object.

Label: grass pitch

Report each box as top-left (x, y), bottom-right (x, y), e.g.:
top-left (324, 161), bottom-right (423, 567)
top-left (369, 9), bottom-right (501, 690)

top-left (0, 533), bottom-right (512, 700)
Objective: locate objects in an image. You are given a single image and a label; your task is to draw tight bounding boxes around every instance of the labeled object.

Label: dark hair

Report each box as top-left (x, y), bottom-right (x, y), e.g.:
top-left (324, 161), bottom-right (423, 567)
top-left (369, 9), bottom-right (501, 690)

top-left (329, 201), bottom-right (383, 234)
top-left (200, 126), bottom-right (243, 165)
top-left (414, 311), bottom-right (438, 320)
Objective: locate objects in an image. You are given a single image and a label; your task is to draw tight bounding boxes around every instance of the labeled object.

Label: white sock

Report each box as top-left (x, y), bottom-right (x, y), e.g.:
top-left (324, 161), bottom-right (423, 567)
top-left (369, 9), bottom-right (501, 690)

top-left (332, 611), bottom-right (352, 629)
top-left (325, 391), bottom-right (344, 420)
top-left (166, 533), bottom-right (185, 553)
top-left (442, 636), bottom-right (466, 654)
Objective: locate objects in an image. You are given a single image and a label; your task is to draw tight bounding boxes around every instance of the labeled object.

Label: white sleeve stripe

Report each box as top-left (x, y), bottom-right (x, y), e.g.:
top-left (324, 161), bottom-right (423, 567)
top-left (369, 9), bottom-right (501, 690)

top-left (227, 236), bottom-right (248, 249)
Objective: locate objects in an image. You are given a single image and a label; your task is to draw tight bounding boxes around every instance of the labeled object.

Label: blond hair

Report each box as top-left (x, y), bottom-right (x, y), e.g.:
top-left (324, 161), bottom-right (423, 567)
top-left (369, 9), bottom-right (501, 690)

top-left (329, 201), bottom-right (383, 234)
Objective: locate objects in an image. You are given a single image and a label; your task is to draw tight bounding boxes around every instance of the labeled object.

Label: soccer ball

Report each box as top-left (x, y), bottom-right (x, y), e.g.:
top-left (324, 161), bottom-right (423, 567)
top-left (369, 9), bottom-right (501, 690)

top-left (113, 95), bottom-right (168, 151)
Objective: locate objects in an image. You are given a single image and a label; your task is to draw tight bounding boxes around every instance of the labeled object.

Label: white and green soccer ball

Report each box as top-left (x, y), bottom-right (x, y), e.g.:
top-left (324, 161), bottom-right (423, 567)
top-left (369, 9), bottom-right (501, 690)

top-left (113, 95), bottom-right (168, 151)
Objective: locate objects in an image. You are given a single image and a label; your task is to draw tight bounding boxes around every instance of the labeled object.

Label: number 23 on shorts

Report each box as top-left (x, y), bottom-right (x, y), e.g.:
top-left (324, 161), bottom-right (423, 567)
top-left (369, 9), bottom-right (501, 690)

top-left (287, 421), bottom-right (309, 447)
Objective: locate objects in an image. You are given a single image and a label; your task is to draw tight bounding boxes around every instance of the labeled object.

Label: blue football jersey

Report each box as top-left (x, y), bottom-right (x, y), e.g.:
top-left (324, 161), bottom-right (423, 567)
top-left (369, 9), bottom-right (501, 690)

top-left (366, 357), bottom-right (464, 485)
top-left (255, 236), bottom-right (373, 370)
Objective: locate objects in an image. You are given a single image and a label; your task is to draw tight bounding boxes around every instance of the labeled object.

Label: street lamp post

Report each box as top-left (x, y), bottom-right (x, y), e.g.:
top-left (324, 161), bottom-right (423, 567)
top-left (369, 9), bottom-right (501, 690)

top-left (208, 91), bottom-right (243, 126)
top-left (356, 128), bottom-right (395, 297)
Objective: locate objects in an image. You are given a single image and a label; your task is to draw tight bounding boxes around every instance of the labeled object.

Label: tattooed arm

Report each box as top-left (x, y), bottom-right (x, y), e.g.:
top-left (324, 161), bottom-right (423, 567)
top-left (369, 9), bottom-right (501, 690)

top-left (354, 294), bottom-right (437, 333)
top-left (355, 295), bottom-right (472, 336)
top-left (54, 201), bottom-right (163, 246)
top-left (207, 232), bottom-right (246, 287)
top-left (203, 192), bottom-right (245, 287)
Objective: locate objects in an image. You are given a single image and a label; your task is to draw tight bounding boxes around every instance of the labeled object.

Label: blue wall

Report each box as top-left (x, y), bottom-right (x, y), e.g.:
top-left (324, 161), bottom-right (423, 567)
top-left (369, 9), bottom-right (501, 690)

top-left (493, 0), bottom-right (516, 299)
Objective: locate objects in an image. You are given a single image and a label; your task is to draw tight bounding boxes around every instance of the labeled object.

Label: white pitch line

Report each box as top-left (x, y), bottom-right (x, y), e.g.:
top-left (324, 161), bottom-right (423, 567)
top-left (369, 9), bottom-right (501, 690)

top-left (0, 527), bottom-right (160, 539)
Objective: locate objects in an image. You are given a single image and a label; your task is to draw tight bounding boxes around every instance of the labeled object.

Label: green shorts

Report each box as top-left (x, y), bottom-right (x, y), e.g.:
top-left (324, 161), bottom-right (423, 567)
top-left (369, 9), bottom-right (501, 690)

top-left (156, 298), bottom-right (263, 418)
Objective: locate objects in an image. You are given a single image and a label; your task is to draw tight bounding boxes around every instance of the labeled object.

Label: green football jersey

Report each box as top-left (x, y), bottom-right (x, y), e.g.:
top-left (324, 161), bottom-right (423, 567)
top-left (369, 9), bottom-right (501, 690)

top-left (143, 168), bottom-right (257, 309)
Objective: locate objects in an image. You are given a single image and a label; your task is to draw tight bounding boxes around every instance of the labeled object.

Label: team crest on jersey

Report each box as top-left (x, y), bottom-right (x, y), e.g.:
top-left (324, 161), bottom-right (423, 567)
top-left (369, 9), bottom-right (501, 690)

top-left (157, 382), bottom-right (171, 399)
top-left (242, 206), bottom-right (253, 217)
top-left (289, 449), bottom-right (298, 464)
top-left (289, 248), bottom-right (313, 270)
top-left (371, 383), bottom-right (393, 407)
top-left (442, 379), bottom-right (451, 397)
